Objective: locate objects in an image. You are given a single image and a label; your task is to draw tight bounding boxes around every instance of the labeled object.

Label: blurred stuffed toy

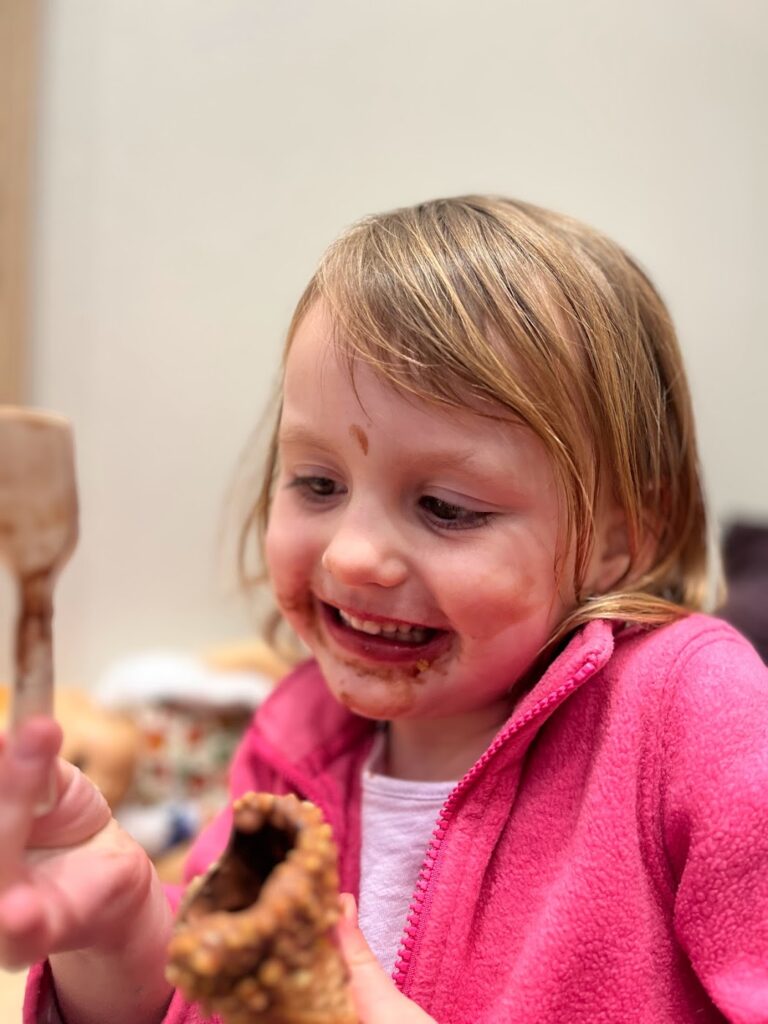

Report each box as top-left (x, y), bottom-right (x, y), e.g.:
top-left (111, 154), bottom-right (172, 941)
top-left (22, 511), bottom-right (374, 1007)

top-left (0, 639), bottom-right (289, 882)
top-left (0, 686), bottom-right (139, 810)
top-left (96, 639), bottom-right (288, 879)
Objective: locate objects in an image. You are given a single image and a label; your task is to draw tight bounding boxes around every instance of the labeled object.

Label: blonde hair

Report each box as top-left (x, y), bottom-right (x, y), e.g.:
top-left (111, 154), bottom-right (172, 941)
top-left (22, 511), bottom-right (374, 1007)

top-left (243, 195), bottom-right (716, 648)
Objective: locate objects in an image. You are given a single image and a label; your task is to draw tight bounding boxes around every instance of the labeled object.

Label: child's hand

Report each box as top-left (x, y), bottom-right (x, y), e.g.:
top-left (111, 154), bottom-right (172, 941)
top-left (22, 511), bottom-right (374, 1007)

top-left (0, 716), bottom-right (127, 967)
top-left (338, 894), bottom-right (437, 1024)
top-left (0, 717), bottom-right (173, 1024)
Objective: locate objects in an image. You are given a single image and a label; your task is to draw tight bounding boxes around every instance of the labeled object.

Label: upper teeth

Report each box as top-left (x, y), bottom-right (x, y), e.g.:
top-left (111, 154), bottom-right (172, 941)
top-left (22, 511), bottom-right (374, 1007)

top-left (338, 609), bottom-right (429, 644)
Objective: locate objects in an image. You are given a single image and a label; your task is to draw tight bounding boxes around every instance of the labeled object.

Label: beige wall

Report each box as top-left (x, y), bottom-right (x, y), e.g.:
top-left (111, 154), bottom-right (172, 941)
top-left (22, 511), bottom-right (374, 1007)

top-left (4, 0), bottom-right (765, 685)
top-left (0, 0), bottom-right (40, 403)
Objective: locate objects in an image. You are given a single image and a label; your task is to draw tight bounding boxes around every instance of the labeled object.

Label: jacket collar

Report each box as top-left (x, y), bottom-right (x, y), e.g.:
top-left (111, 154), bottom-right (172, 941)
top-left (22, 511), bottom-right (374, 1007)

top-left (251, 619), bottom-right (617, 773)
top-left (252, 618), bottom-right (618, 778)
top-left (460, 618), bottom-right (617, 782)
top-left (503, 618), bottom-right (616, 733)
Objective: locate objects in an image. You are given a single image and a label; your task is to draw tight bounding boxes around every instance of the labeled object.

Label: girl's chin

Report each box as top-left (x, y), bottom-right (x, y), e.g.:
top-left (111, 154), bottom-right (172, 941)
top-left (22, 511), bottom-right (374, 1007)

top-left (316, 654), bottom-right (434, 720)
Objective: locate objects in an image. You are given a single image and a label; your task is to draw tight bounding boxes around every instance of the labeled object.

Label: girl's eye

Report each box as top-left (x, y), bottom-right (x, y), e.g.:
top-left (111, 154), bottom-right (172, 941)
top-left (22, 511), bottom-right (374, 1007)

top-left (419, 495), bottom-right (492, 530)
top-left (288, 475), bottom-right (343, 501)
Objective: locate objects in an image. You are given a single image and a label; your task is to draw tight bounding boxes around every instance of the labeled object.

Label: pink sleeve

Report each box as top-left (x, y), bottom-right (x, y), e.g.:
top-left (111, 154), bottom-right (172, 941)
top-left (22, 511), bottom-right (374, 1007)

top-left (23, 961), bottom-right (60, 1024)
top-left (22, 885), bottom-right (219, 1024)
top-left (23, 960), bottom-right (220, 1024)
top-left (660, 632), bottom-right (768, 1023)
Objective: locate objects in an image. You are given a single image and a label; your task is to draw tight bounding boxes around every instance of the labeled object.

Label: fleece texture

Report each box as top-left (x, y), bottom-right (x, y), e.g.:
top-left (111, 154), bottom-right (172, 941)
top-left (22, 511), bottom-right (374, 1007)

top-left (25, 615), bottom-right (768, 1023)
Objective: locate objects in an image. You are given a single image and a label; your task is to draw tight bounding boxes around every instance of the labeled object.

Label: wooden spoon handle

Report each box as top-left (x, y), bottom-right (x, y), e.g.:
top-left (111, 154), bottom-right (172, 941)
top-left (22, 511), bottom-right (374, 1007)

top-left (0, 407), bottom-right (78, 814)
top-left (11, 573), bottom-right (57, 813)
top-left (11, 573), bottom-right (55, 728)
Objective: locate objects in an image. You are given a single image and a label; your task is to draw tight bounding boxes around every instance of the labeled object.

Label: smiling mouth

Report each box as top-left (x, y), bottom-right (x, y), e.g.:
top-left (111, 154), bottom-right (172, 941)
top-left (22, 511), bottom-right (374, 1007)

top-left (334, 607), bottom-right (435, 644)
top-left (318, 601), bottom-right (450, 663)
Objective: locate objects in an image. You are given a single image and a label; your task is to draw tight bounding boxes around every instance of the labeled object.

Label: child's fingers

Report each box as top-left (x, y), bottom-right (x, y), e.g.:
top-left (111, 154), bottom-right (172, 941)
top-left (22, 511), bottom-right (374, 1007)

top-left (336, 894), bottom-right (398, 1011)
top-left (0, 719), bottom-right (62, 887)
top-left (0, 882), bottom-right (49, 970)
top-left (27, 757), bottom-right (111, 848)
top-left (9, 718), bottom-right (62, 761)
top-left (339, 891), bottom-right (357, 925)
top-left (337, 894), bottom-right (384, 975)
top-left (337, 894), bottom-right (437, 1024)
top-left (0, 718), bottom-right (109, 851)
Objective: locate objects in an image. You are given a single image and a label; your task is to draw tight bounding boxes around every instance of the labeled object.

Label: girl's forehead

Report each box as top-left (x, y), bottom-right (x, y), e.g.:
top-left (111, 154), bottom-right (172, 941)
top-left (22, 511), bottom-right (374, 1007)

top-left (285, 301), bottom-right (522, 431)
top-left (282, 305), bottom-right (557, 485)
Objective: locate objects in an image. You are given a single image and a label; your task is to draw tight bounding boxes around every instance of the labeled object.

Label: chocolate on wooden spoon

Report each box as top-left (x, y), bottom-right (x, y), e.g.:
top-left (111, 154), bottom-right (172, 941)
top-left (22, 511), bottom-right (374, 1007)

top-left (167, 792), bottom-right (358, 1024)
top-left (0, 408), bottom-right (78, 810)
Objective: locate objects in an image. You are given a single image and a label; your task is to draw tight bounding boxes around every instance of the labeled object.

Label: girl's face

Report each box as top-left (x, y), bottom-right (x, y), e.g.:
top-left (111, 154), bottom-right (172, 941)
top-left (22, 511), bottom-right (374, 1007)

top-left (266, 303), bottom-right (618, 723)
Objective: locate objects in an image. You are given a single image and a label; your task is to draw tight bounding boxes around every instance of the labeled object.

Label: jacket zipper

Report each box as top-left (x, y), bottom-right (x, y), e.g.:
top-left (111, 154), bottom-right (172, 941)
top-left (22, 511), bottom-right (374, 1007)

top-left (391, 661), bottom-right (596, 993)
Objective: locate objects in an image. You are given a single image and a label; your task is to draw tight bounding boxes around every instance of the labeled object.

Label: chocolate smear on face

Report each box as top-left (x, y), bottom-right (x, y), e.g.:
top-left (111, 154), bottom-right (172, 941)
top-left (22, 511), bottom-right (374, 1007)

top-left (348, 424), bottom-right (369, 455)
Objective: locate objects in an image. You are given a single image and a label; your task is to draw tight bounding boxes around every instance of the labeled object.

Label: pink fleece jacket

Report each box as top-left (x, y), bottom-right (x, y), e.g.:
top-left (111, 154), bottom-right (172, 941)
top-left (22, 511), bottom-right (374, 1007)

top-left (25, 614), bottom-right (768, 1023)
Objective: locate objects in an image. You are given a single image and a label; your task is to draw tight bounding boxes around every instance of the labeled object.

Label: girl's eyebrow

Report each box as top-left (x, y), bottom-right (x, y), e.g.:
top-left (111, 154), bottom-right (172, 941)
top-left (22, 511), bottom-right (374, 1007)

top-left (277, 422), bottom-right (532, 489)
top-left (277, 425), bottom-right (334, 448)
top-left (399, 448), bottom-right (509, 486)
top-left (280, 424), bottom-right (482, 468)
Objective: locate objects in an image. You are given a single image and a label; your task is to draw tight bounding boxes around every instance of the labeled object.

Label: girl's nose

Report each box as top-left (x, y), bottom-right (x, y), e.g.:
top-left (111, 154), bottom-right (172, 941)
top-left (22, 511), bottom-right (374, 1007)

top-left (321, 523), bottom-right (408, 589)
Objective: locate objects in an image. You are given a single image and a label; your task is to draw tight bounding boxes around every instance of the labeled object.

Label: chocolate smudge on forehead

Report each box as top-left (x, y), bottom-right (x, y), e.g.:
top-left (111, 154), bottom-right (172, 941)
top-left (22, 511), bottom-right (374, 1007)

top-left (349, 424), bottom-right (369, 455)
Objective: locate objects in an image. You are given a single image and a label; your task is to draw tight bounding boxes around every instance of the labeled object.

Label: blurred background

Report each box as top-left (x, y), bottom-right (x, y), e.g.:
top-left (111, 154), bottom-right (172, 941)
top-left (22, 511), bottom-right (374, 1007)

top-left (0, 0), bottom-right (766, 1012)
top-left (1, 0), bottom-right (766, 687)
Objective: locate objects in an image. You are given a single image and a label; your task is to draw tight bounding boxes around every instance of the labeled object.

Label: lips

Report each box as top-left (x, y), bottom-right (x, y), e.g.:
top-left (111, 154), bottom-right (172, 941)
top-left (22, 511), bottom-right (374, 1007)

top-left (317, 601), bottom-right (452, 665)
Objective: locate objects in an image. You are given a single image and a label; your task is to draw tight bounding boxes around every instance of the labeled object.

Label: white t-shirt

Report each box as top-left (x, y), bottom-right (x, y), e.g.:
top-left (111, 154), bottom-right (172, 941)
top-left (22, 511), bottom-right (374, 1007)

top-left (357, 733), bottom-right (457, 976)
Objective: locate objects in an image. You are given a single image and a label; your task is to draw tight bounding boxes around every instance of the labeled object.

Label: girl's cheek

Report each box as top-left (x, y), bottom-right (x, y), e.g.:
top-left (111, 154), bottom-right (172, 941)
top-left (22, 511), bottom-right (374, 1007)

top-left (264, 506), bottom-right (320, 633)
top-left (264, 508), bottom-right (295, 589)
top-left (451, 574), bottom-right (545, 639)
top-left (436, 547), bottom-right (563, 641)
top-left (266, 519), bottom-right (306, 582)
top-left (263, 512), bottom-right (286, 584)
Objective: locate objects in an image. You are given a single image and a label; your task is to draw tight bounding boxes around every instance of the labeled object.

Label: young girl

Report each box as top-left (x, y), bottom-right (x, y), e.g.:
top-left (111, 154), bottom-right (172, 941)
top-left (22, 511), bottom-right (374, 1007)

top-left (2, 196), bottom-right (766, 1024)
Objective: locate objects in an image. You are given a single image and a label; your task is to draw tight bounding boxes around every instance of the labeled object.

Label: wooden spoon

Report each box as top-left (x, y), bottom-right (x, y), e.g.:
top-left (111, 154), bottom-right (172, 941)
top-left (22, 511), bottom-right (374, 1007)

top-left (0, 408), bottom-right (78, 809)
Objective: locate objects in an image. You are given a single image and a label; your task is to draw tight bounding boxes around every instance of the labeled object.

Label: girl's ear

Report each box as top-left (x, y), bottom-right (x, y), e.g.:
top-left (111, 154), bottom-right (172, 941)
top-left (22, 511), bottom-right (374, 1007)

top-left (586, 498), bottom-right (660, 596)
top-left (584, 502), bottom-right (633, 595)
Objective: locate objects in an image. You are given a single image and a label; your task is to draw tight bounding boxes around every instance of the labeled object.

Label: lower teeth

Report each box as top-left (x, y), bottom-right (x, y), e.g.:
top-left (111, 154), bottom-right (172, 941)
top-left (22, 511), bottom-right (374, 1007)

top-left (398, 629), bottom-right (427, 643)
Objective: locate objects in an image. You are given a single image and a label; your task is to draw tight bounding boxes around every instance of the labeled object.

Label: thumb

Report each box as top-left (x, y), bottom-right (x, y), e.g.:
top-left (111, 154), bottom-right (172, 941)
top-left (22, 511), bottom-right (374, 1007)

top-left (337, 894), bottom-right (398, 1012)
top-left (0, 719), bottom-right (63, 885)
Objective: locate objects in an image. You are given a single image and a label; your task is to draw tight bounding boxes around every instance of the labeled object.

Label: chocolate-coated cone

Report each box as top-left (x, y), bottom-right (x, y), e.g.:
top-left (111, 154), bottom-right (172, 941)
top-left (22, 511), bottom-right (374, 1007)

top-left (167, 792), bottom-right (357, 1024)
